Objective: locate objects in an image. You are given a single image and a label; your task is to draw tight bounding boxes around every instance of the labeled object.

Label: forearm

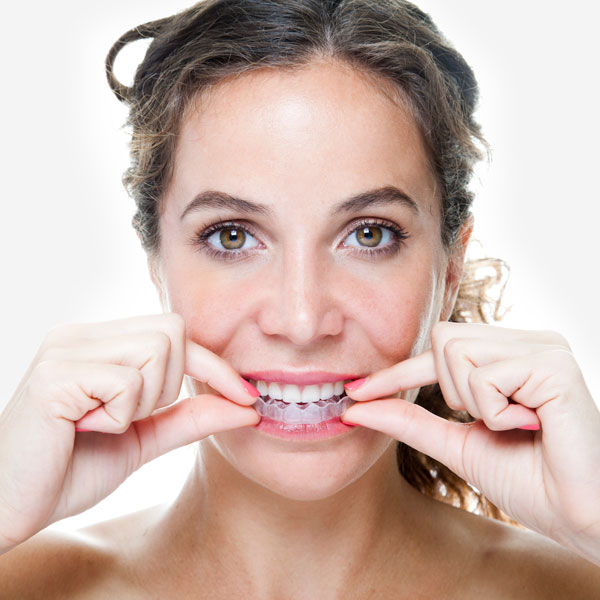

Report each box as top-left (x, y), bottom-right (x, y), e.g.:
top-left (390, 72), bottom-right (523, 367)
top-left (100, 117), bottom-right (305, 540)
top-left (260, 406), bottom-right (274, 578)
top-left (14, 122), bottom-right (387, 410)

top-left (554, 526), bottom-right (600, 568)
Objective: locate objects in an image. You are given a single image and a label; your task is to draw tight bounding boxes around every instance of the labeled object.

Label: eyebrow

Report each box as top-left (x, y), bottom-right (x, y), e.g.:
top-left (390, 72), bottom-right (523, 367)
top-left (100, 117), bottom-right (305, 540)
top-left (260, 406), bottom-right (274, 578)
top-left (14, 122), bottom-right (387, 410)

top-left (180, 191), bottom-right (272, 220)
top-left (330, 185), bottom-right (420, 216)
top-left (180, 185), bottom-right (419, 221)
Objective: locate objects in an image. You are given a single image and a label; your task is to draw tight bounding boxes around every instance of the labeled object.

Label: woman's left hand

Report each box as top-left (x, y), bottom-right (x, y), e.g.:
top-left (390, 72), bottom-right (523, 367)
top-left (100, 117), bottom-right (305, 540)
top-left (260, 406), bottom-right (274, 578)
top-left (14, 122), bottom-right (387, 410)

top-left (341, 322), bottom-right (600, 564)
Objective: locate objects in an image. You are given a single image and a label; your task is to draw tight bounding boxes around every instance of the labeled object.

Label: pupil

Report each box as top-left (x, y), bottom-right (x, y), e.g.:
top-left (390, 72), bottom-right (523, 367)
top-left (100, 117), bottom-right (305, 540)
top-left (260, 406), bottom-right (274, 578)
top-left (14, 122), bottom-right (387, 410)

top-left (220, 228), bottom-right (245, 249)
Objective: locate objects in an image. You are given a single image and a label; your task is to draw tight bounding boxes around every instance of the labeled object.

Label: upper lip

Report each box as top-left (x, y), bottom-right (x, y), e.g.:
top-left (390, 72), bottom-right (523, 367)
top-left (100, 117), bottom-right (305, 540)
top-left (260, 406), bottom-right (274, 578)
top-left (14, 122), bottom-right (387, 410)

top-left (242, 370), bottom-right (364, 386)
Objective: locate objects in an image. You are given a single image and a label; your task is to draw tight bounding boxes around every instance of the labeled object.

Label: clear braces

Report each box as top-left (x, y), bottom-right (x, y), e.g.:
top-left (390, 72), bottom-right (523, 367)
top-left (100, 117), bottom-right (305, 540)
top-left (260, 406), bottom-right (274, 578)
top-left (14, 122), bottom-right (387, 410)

top-left (253, 394), bottom-right (355, 425)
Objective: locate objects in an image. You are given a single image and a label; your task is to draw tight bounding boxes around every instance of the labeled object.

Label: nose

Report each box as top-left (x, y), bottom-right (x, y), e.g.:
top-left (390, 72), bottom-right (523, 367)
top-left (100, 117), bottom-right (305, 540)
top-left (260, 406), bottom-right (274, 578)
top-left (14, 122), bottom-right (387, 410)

top-left (256, 246), bottom-right (344, 346)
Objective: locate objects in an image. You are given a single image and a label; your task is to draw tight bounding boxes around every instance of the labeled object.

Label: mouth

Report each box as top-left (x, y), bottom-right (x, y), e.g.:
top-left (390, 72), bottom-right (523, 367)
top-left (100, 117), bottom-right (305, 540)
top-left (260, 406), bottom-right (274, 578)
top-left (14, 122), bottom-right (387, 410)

top-left (248, 378), bottom-right (356, 425)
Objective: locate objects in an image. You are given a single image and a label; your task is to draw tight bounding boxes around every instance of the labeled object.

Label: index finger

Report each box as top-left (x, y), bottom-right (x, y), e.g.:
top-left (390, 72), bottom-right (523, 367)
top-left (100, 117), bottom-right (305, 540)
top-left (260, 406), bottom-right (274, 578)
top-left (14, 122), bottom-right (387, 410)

top-left (185, 339), bottom-right (259, 406)
top-left (344, 350), bottom-right (437, 401)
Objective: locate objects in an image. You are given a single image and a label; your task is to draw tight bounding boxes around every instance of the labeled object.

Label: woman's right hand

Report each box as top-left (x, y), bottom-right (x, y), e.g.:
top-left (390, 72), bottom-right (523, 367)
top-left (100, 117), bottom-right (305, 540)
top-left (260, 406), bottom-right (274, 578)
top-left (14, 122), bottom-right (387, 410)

top-left (0, 313), bottom-right (260, 554)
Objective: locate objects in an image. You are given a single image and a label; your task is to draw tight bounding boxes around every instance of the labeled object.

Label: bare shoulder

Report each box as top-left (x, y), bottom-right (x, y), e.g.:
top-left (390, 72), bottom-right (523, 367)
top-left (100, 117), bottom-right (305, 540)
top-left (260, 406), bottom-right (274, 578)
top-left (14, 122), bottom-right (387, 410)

top-left (0, 528), bottom-right (117, 599)
top-left (0, 505), bottom-right (164, 599)
top-left (456, 508), bottom-right (600, 599)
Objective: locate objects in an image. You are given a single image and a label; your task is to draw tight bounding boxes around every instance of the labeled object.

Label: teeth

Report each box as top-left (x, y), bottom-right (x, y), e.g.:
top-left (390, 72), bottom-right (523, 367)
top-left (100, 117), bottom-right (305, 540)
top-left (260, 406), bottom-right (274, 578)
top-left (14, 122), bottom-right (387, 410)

top-left (282, 384), bottom-right (301, 404)
top-left (319, 383), bottom-right (333, 400)
top-left (256, 380), bottom-right (269, 396)
top-left (268, 382), bottom-right (283, 400)
top-left (301, 385), bottom-right (320, 403)
top-left (252, 380), bottom-right (349, 404)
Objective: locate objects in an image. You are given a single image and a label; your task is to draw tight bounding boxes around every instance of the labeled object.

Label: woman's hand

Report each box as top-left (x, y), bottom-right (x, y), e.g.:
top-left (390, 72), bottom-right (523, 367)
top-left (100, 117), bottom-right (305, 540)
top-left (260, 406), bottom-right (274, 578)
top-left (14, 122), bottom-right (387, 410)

top-left (341, 322), bottom-right (600, 565)
top-left (0, 313), bottom-right (260, 554)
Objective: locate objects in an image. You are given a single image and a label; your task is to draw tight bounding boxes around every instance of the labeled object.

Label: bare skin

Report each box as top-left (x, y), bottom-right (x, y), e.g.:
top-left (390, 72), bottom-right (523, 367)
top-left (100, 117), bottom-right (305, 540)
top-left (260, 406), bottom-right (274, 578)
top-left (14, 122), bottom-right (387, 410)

top-left (2, 480), bottom-right (599, 599)
top-left (1, 58), bottom-right (599, 598)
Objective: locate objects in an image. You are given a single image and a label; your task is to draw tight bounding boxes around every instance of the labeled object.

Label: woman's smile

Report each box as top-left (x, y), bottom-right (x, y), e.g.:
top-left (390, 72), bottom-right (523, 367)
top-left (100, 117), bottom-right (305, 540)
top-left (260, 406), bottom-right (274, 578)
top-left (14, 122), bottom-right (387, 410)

top-left (242, 371), bottom-right (361, 436)
top-left (251, 379), bottom-right (355, 431)
top-left (153, 57), bottom-right (444, 498)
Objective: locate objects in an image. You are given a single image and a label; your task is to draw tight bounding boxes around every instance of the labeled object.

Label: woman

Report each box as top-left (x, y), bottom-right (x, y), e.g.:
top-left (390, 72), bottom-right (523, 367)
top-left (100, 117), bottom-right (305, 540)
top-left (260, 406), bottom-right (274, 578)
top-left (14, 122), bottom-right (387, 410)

top-left (1, 0), bottom-right (599, 597)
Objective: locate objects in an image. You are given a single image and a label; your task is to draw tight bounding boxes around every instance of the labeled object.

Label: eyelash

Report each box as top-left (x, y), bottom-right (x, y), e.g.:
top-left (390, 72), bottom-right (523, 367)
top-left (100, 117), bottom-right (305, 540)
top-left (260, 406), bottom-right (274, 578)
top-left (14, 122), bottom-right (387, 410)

top-left (189, 218), bottom-right (410, 261)
top-left (342, 219), bottom-right (410, 258)
top-left (190, 220), bottom-right (263, 262)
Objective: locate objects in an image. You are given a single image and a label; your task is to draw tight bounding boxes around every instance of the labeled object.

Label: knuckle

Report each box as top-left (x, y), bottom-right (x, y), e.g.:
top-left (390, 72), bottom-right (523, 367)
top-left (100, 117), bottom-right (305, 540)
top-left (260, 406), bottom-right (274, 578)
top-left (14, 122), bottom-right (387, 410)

top-left (38, 324), bottom-right (87, 359)
top-left (37, 344), bottom-right (67, 363)
top-left (467, 367), bottom-right (486, 394)
top-left (430, 321), bottom-right (448, 347)
top-left (146, 331), bottom-right (171, 358)
top-left (121, 366), bottom-right (144, 395)
top-left (552, 333), bottom-right (571, 351)
top-left (431, 321), bottom-right (465, 354)
top-left (43, 324), bottom-right (68, 344)
top-left (543, 349), bottom-right (582, 385)
top-left (439, 385), bottom-right (464, 411)
top-left (42, 323), bottom-right (78, 346)
top-left (444, 396), bottom-right (463, 411)
top-left (443, 337), bottom-right (464, 361)
top-left (113, 420), bottom-right (131, 434)
top-left (28, 361), bottom-right (87, 420)
top-left (482, 417), bottom-right (503, 432)
top-left (165, 312), bottom-right (186, 338)
top-left (38, 331), bottom-right (65, 357)
top-left (476, 399), bottom-right (497, 421)
top-left (30, 359), bottom-right (63, 386)
top-left (534, 329), bottom-right (571, 350)
top-left (547, 346), bottom-right (576, 365)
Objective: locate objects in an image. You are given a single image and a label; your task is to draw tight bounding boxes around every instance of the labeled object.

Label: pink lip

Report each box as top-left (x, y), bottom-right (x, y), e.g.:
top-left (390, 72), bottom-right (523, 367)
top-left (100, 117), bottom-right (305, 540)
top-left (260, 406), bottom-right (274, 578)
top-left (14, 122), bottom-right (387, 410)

top-left (242, 370), bottom-right (363, 385)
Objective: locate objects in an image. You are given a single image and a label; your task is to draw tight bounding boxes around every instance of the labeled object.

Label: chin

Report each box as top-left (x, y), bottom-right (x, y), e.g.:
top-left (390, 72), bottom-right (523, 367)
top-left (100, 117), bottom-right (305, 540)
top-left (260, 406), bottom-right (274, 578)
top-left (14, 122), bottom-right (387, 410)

top-left (206, 426), bottom-right (396, 502)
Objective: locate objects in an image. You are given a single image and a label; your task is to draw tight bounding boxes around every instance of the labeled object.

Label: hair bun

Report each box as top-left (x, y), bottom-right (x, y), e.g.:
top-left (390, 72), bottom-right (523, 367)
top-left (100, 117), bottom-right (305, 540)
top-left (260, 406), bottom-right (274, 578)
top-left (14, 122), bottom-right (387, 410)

top-left (105, 17), bottom-right (171, 103)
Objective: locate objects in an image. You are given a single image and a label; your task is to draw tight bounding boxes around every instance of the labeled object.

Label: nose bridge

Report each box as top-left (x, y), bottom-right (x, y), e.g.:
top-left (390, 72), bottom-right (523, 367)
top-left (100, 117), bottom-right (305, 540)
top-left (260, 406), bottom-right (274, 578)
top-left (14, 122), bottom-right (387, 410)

top-left (262, 241), bottom-right (342, 345)
top-left (283, 242), bottom-right (322, 339)
top-left (284, 242), bottom-right (318, 312)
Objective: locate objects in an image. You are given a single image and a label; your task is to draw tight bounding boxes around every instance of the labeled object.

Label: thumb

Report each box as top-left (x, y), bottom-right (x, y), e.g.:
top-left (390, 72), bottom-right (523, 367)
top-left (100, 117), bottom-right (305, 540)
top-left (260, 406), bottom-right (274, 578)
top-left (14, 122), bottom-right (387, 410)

top-left (342, 398), bottom-right (475, 480)
top-left (134, 394), bottom-right (260, 465)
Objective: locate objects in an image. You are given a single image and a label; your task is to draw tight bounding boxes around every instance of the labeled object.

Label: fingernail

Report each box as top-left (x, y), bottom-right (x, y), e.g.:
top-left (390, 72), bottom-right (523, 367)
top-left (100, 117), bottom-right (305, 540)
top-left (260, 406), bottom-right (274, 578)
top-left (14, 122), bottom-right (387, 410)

top-left (519, 424), bottom-right (540, 431)
top-left (241, 378), bottom-right (260, 398)
top-left (75, 427), bottom-right (91, 432)
top-left (345, 378), bottom-right (367, 391)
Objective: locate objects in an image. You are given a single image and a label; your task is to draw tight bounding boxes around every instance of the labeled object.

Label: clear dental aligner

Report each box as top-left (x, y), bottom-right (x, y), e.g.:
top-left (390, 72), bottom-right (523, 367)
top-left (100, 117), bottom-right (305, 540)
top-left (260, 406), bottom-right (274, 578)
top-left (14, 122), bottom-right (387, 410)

top-left (250, 380), bottom-right (356, 425)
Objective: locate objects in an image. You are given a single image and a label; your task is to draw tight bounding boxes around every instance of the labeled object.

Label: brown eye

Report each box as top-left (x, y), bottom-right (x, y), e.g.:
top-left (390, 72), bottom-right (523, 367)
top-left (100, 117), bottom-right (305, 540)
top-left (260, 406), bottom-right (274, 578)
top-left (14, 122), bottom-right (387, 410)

top-left (356, 226), bottom-right (382, 247)
top-left (220, 228), bottom-right (245, 249)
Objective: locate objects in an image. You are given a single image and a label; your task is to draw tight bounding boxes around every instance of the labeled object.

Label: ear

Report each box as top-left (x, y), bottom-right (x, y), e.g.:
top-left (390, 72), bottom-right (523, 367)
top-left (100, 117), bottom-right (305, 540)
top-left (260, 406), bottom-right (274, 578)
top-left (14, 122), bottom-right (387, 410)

top-left (440, 214), bottom-right (474, 321)
top-left (147, 256), bottom-right (168, 311)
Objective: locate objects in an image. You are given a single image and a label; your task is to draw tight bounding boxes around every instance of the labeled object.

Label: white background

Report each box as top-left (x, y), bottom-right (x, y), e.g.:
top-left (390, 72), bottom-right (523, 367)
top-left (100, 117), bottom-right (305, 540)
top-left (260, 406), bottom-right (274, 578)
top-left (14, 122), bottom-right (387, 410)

top-left (0, 1), bottom-right (598, 532)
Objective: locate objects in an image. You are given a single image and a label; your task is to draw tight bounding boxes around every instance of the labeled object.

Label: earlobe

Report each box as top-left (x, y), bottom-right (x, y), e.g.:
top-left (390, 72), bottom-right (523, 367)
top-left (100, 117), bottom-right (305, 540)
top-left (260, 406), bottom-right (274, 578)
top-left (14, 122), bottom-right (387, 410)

top-left (440, 214), bottom-right (474, 321)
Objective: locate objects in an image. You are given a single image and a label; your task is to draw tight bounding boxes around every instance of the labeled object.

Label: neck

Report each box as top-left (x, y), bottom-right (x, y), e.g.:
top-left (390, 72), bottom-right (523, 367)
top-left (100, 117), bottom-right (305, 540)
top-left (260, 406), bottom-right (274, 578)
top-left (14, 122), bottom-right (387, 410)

top-left (151, 437), bottom-right (437, 598)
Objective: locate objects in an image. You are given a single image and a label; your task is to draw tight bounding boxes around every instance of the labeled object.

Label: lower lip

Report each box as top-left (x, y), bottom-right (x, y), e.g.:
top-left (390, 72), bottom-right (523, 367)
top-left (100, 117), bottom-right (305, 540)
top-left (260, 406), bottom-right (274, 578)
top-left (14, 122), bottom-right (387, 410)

top-left (254, 416), bottom-right (356, 441)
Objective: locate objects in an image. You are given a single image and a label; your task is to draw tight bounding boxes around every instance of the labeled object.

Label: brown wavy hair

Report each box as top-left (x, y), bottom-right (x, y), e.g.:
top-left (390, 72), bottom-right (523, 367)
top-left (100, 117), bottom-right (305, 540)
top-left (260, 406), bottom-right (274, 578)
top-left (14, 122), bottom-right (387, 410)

top-left (106, 0), bottom-right (517, 525)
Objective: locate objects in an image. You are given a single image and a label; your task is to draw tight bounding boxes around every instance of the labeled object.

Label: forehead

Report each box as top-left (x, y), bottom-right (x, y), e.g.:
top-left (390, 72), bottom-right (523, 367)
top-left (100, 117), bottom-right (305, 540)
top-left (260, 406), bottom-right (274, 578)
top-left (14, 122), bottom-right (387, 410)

top-left (167, 58), bottom-right (437, 215)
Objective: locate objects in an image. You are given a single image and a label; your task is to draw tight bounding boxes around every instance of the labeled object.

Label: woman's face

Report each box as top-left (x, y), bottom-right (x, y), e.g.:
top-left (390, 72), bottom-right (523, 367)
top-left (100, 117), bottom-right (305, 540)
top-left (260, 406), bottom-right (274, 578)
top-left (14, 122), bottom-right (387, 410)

top-left (154, 58), bottom-right (457, 501)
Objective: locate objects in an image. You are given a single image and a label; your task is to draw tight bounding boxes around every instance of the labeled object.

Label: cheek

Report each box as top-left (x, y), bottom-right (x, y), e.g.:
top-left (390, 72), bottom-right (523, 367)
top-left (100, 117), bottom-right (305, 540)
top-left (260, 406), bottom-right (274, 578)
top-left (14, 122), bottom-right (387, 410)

top-left (162, 256), bottom-right (256, 355)
top-left (337, 257), bottom-right (441, 365)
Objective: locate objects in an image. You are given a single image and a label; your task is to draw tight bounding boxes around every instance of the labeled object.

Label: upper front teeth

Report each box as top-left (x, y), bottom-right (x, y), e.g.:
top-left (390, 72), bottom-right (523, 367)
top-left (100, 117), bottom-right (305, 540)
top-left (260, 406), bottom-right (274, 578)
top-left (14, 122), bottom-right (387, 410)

top-left (252, 380), bottom-right (347, 403)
